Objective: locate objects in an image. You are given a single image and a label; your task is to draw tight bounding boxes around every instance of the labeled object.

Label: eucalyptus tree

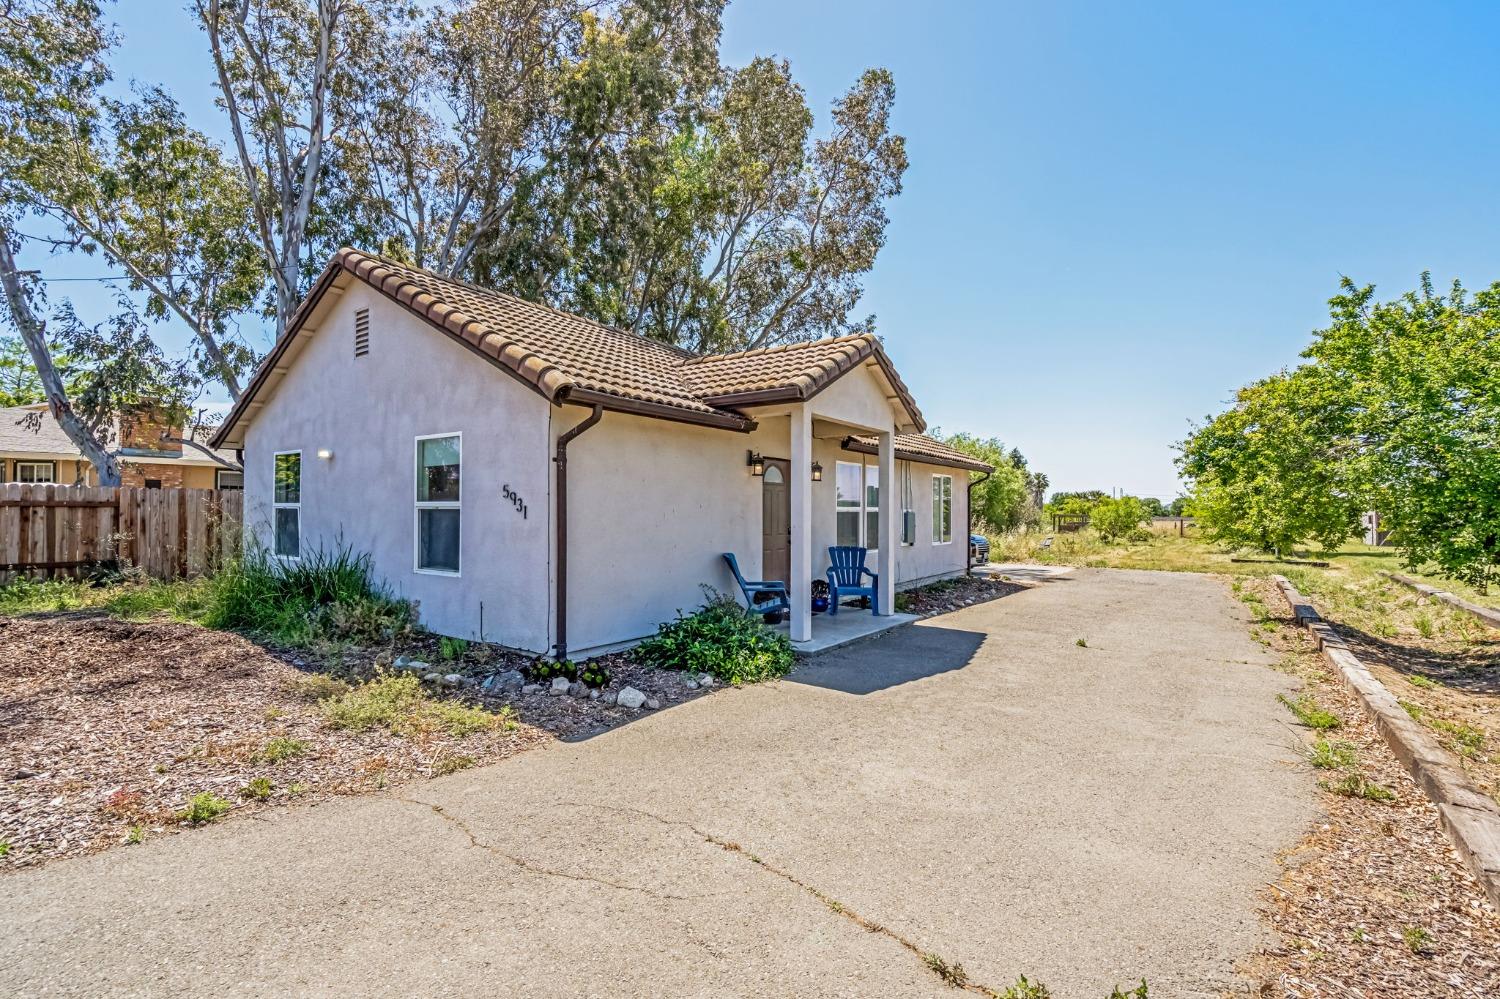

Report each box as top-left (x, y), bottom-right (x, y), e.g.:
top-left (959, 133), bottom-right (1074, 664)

top-left (194, 0), bottom-right (414, 336)
top-left (0, 0), bottom-right (124, 481)
top-left (32, 90), bottom-right (265, 398)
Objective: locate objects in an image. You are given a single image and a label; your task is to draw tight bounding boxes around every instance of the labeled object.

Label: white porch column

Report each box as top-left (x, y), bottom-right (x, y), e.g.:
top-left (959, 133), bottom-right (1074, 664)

top-left (789, 403), bottom-right (813, 641)
top-left (876, 429), bottom-right (896, 615)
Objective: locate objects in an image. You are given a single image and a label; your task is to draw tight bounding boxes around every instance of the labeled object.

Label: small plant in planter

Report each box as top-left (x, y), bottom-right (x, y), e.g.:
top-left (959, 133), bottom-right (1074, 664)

top-left (527, 658), bottom-right (578, 683)
top-left (579, 661), bottom-right (611, 688)
top-left (811, 579), bottom-right (830, 614)
top-left (439, 636), bottom-right (469, 662)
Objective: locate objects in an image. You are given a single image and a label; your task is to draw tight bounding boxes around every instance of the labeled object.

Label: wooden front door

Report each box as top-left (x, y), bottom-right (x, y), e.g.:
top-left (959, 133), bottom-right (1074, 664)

top-left (761, 458), bottom-right (791, 585)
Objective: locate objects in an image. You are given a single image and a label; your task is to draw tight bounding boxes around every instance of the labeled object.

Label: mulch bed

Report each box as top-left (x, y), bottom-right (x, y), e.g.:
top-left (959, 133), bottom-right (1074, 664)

top-left (898, 573), bottom-right (1027, 617)
top-left (1235, 577), bottom-right (1500, 997)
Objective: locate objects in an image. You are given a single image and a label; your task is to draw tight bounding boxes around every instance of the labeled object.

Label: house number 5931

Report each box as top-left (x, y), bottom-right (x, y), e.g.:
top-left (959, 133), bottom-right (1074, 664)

top-left (502, 484), bottom-right (528, 519)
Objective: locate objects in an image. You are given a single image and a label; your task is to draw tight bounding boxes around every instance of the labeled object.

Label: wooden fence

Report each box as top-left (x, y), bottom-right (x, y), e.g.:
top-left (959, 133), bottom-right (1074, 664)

top-left (0, 484), bottom-right (243, 582)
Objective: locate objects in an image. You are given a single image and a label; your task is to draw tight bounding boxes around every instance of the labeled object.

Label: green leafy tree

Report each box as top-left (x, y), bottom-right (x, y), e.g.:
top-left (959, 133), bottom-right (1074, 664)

top-left (1091, 496), bottom-right (1149, 541)
top-left (195, 0), bottom-right (412, 336)
top-left (1177, 368), bottom-right (1363, 555)
top-left (24, 88), bottom-right (265, 397)
top-left (1307, 276), bottom-right (1500, 590)
top-left (0, 0), bottom-right (124, 482)
top-left (0, 336), bottom-right (43, 405)
top-left (936, 432), bottom-right (1034, 532)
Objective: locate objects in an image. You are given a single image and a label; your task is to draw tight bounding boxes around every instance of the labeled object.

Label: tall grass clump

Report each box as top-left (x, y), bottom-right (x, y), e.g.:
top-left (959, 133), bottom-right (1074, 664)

top-left (201, 542), bottom-right (415, 645)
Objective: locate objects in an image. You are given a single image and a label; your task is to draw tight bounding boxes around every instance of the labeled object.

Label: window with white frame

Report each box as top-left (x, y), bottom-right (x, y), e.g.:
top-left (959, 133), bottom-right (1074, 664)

top-left (15, 461), bottom-right (56, 483)
top-left (273, 452), bottom-right (301, 557)
top-left (416, 434), bottom-right (460, 574)
top-left (835, 460), bottom-right (880, 550)
top-left (216, 469), bottom-right (244, 490)
top-left (932, 474), bottom-right (953, 543)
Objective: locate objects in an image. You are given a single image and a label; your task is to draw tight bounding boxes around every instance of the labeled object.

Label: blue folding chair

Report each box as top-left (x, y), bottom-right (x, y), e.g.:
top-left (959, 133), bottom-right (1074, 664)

top-left (826, 546), bottom-right (878, 615)
top-left (722, 553), bottom-right (790, 616)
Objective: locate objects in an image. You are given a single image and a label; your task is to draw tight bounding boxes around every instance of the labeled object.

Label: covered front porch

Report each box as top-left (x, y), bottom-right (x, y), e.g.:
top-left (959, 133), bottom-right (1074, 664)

top-left (741, 350), bottom-right (925, 647)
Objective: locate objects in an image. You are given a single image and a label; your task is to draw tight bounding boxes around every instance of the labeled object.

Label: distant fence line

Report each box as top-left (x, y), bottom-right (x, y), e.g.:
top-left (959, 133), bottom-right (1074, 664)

top-left (0, 484), bottom-right (243, 582)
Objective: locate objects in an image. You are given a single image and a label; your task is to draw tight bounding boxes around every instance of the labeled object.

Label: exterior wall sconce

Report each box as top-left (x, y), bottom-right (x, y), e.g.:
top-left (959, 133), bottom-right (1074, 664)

top-left (810, 461), bottom-right (823, 481)
top-left (316, 448), bottom-right (334, 461)
top-left (746, 450), bottom-right (765, 476)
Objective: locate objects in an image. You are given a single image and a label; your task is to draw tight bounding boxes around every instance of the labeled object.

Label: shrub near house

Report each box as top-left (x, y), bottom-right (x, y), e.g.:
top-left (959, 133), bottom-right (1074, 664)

top-left (635, 594), bottom-right (795, 685)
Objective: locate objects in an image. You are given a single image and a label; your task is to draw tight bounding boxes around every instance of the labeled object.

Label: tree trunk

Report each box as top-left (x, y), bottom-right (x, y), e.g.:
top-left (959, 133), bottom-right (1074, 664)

top-left (0, 233), bottom-right (122, 486)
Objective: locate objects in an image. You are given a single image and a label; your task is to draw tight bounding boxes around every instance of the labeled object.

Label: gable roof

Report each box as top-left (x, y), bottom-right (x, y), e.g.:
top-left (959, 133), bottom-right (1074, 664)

top-left (841, 433), bottom-right (995, 473)
top-left (213, 249), bottom-right (926, 447)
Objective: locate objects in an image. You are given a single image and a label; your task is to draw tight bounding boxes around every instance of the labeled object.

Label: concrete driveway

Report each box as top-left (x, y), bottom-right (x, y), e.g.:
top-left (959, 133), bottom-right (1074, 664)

top-left (1, 569), bottom-right (1314, 998)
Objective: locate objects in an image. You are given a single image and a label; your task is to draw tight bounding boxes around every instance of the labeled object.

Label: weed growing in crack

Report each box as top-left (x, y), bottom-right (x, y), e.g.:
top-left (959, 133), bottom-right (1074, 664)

top-left (997, 975), bottom-right (1053, 998)
top-left (1075, 637), bottom-right (1088, 648)
top-left (1107, 981), bottom-right (1150, 999)
top-left (922, 953), bottom-right (969, 988)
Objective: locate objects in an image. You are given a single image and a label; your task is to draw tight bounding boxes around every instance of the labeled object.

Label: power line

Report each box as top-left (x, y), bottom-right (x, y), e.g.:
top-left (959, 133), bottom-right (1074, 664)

top-left (0, 269), bottom-right (193, 282)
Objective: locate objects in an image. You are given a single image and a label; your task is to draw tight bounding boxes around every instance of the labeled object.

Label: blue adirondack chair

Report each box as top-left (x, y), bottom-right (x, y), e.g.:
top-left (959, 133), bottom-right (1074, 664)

top-left (826, 546), bottom-right (878, 615)
top-left (722, 553), bottom-right (790, 616)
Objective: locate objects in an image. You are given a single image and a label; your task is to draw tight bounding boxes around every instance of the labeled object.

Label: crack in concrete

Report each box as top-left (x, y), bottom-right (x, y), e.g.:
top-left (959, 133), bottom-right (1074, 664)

top-left (561, 800), bottom-right (1004, 997)
top-left (397, 797), bottom-right (697, 902)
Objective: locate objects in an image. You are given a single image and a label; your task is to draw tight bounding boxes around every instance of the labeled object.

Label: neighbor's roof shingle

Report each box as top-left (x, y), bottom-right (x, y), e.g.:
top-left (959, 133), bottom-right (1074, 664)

top-left (0, 405), bottom-right (237, 465)
top-left (842, 433), bottom-right (995, 473)
top-left (0, 405), bottom-right (79, 454)
top-left (216, 248), bottom-right (930, 445)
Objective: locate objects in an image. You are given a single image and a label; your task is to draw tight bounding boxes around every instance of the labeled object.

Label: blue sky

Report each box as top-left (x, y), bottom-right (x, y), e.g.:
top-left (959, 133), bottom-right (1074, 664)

top-left (31, 1), bottom-right (1500, 498)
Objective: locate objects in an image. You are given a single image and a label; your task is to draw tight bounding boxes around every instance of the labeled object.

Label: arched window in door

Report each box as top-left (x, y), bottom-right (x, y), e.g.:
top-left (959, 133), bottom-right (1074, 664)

top-left (762, 464), bottom-right (784, 484)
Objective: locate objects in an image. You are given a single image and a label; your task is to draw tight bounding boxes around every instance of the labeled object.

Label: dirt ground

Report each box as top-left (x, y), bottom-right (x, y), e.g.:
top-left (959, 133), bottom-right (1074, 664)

top-left (1235, 576), bottom-right (1500, 997)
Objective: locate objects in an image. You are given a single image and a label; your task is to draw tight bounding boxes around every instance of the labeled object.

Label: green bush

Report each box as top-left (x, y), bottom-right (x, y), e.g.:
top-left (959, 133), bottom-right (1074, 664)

top-left (201, 542), bottom-right (414, 645)
top-left (635, 594), bottom-right (794, 685)
top-left (1091, 496), bottom-right (1149, 542)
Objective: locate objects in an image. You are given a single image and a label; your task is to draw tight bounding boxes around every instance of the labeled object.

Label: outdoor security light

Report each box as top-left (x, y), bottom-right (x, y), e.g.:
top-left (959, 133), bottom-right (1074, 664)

top-left (746, 451), bottom-right (765, 476)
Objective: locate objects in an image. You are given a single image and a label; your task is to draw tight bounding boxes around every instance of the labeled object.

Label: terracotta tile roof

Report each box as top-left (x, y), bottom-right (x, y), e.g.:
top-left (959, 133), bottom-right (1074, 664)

top-left (215, 248), bottom-right (928, 446)
top-left (841, 433), bottom-right (994, 473)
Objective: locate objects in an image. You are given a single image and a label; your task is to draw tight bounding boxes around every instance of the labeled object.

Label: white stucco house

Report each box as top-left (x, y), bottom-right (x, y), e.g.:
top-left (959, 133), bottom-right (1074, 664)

top-left (212, 249), bottom-right (992, 658)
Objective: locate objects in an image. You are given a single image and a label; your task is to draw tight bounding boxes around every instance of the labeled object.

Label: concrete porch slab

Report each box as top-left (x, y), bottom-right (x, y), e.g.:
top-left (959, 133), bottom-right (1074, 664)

top-left (774, 609), bottom-right (919, 656)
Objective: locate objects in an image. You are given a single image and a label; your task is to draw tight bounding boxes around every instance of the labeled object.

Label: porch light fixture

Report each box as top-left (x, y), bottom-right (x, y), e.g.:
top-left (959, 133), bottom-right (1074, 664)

top-left (316, 448), bottom-right (334, 461)
top-left (746, 451), bottom-right (765, 476)
top-left (810, 461), bottom-right (823, 482)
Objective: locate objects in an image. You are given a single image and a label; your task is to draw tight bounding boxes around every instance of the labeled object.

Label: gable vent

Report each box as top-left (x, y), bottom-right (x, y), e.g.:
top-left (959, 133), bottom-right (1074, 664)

top-left (354, 308), bottom-right (370, 357)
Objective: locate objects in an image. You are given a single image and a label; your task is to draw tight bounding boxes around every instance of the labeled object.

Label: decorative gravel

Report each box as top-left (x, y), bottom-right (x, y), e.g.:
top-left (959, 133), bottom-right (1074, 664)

top-left (898, 572), bottom-right (1027, 617)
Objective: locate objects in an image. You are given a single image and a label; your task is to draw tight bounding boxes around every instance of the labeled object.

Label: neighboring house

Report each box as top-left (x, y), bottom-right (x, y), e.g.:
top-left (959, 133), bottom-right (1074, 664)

top-left (212, 248), bottom-right (992, 657)
top-left (0, 404), bottom-right (242, 489)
